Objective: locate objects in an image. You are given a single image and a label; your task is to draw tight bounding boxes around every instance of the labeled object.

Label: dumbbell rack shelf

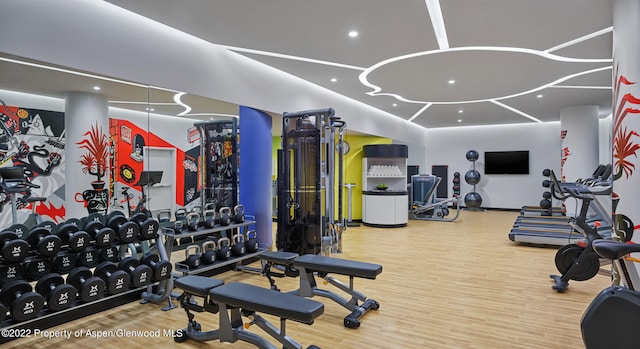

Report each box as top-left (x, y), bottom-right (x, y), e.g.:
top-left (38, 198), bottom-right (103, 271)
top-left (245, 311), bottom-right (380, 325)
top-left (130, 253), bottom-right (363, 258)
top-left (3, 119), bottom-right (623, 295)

top-left (173, 249), bottom-right (265, 275)
top-left (0, 285), bottom-right (149, 344)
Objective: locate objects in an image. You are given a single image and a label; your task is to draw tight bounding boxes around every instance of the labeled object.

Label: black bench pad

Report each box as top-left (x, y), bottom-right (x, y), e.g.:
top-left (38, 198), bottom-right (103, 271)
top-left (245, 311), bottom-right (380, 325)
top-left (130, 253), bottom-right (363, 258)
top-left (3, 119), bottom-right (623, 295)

top-left (175, 276), bottom-right (225, 296)
top-left (209, 282), bottom-right (324, 324)
top-left (293, 254), bottom-right (382, 279)
top-left (261, 251), bottom-right (299, 264)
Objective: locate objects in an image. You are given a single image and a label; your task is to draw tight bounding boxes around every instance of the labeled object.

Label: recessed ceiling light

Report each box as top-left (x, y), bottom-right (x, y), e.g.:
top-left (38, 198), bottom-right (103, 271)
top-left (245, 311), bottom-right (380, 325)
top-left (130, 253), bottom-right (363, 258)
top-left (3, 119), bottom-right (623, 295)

top-left (536, 94), bottom-right (543, 98)
top-left (392, 103), bottom-right (398, 107)
top-left (330, 78), bottom-right (337, 82)
top-left (348, 31), bottom-right (358, 38)
top-left (457, 119), bottom-right (462, 123)
top-left (93, 86), bottom-right (101, 90)
top-left (458, 109), bottom-right (463, 113)
top-left (448, 80), bottom-right (455, 84)
top-left (146, 107), bottom-right (155, 112)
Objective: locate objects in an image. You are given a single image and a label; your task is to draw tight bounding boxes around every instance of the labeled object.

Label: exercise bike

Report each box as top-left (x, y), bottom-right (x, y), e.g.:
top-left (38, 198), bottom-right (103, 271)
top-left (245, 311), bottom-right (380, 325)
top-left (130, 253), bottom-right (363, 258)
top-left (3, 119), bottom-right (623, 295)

top-left (548, 170), bottom-right (612, 292)
top-left (0, 166), bottom-right (46, 228)
top-left (581, 238), bottom-right (640, 348)
top-left (117, 171), bottom-right (163, 218)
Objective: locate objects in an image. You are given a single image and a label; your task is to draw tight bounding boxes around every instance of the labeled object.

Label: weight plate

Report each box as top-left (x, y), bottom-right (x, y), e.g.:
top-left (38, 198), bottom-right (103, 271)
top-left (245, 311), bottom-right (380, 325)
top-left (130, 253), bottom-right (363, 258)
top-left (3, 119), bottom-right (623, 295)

top-left (9, 224), bottom-right (29, 239)
top-left (26, 259), bottom-right (53, 280)
top-left (0, 263), bottom-right (25, 281)
top-left (10, 291), bottom-right (44, 322)
top-left (53, 254), bottom-right (77, 274)
top-left (78, 277), bottom-right (106, 303)
top-left (35, 273), bottom-right (65, 297)
top-left (47, 284), bottom-right (76, 311)
top-left (99, 246), bottom-right (119, 263)
top-left (95, 227), bottom-right (115, 247)
top-left (68, 231), bottom-right (91, 252)
top-left (77, 250), bottom-right (99, 268)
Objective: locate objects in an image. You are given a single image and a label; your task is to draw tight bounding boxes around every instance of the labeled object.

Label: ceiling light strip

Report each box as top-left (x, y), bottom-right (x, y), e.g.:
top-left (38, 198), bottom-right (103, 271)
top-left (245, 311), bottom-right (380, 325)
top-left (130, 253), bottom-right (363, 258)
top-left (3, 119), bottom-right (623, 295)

top-left (184, 113), bottom-right (239, 118)
top-left (109, 101), bottom-right (178, 105)
top-left (221, 45), bottom-right (366, 71)
top-left (174, 92), bottom-right (192, 116)
top-left (549, 85), bottom-right (612, 90)
top-left (424, 0), bottom-right (449, 50)
top-left (0, 56), bottom-right (180, 93)
top-left (545, 27), bottom-right (613, 53)
top-left (490, 100), bottom-right (542, 123)
top-left (407, 103), bottom-right (433, 122)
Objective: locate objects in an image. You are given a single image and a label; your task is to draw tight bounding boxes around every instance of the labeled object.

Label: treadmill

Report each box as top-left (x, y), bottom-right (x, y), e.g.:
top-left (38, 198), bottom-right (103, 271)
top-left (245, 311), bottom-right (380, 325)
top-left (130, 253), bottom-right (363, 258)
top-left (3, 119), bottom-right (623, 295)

top-left (509, 168), bottom-right (612, 246)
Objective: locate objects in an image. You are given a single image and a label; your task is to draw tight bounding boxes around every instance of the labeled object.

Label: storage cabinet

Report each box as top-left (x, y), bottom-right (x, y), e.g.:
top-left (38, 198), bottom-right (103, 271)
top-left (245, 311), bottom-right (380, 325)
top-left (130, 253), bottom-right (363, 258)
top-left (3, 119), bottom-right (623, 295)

top-left (361, 144), bottom-right (408, 227)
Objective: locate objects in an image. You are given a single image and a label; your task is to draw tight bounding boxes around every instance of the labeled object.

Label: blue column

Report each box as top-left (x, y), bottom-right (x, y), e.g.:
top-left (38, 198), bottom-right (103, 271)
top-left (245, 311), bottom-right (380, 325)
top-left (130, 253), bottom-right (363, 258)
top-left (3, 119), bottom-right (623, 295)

top-left (239, 106), bottom-right (273, 248)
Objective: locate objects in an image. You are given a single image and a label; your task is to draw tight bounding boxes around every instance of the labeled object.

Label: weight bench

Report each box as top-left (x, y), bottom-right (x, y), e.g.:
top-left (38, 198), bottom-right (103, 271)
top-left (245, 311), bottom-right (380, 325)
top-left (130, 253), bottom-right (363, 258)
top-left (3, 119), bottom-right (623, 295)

top-left (174, 275), bottom-right (323, 349)
top-left (260, 251), bottom-right (382, 328)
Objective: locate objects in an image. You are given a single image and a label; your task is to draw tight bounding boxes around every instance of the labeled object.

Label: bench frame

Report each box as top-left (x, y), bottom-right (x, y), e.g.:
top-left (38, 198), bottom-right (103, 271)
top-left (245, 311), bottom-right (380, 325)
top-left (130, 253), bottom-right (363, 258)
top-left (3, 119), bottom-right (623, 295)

top-left (262, 252), bottom-right (381, 328)
top-left (174, 278), bottom-right (320, 349)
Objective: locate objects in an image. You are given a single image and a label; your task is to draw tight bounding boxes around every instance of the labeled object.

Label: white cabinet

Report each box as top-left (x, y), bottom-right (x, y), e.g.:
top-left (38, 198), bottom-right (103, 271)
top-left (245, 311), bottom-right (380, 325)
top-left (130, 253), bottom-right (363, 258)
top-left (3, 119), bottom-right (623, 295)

top-left (361, 144), bottom-right (408, 227)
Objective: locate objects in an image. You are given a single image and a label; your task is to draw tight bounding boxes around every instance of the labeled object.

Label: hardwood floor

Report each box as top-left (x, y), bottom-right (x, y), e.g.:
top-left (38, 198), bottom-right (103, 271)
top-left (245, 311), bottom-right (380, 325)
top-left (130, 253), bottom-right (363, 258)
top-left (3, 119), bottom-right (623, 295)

top-left (4, 210), bottom-right (610, 348)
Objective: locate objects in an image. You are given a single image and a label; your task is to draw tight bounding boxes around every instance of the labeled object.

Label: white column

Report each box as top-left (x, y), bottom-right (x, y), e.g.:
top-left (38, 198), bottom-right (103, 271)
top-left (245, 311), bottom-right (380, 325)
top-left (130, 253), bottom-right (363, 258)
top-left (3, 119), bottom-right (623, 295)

top-left (560, 105), bottom-right (599, 216)
top-left (65, 92), bottom-right (109, 218)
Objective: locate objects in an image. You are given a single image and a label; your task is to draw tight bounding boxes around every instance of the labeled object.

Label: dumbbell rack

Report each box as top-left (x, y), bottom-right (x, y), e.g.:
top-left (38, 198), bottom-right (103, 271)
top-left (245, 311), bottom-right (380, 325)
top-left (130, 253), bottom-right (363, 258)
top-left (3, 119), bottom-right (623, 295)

top-left (151, 216), bottom-right (264, 311)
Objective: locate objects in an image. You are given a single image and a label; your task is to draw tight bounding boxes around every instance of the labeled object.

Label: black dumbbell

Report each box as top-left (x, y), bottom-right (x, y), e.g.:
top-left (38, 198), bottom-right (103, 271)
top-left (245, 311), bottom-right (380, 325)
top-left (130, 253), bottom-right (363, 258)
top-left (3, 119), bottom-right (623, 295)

top-left (130, 212), bottom-right (160, 240)
top-left (84, 213), bottom-right (105, 228)
top-left (83, 220), bottom-right (116, 247)
top-left (66, 267), bottom-right (106, 303)
top-left (231, 234), bottom-right (246, 257)
top-left (53, 254), bottom-right (77, 274)
top-left (0, 280), bottom-right (45, 322)
top-left (107, 215), bottom-right (140, 243)
top-left (0, 231), bottom-right (30, 263)
top-left (7, 223), bottom-right (29, 239)
top-left (231, 204), bottom-right (245, 224)
top-left (118, 257), bottom-right (152, 288)
top-left (200, 241), bottom-right (216, 265)
top-left (94, 261), bottom-right (131, 295)
top-left (140, 254), bottom-right (172, 281)
top-left (99, 246), bottom-right (120, 263)
top-left (185, 212), bottom-right (200, 232)
top-left (35, 273), bottom-right (76, 312)
top-left (25, 227), bottom-right (62, 257)
top-left (217, 207), bottom-right (231, 226)
top-left (56, 223), bottom-right (91, 252)
top-left (25, 258), bottom-right (53, 281)
top-left (0, 263), bottom-right (25, 284)
top-left (245, 230), bottom-right (259, 253)
top-left (77, 249), bottom-right (99, 268)
top-left (216, 237), bottom-right (231, 261)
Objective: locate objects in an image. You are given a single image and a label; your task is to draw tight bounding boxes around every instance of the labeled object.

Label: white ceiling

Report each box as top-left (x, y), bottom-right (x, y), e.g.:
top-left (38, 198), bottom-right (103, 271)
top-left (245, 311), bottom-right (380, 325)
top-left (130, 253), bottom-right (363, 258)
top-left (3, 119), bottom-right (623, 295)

top-left (1, 0), bottom-right (613, 129)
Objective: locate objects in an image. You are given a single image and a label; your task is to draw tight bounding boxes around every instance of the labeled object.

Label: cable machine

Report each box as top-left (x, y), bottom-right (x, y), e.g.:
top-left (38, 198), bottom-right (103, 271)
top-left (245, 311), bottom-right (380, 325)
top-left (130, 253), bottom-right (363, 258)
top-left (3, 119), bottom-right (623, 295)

top-left (194, 119), bottom-right (239, 210)
top-left (277, 108), bottom-right (346, 255)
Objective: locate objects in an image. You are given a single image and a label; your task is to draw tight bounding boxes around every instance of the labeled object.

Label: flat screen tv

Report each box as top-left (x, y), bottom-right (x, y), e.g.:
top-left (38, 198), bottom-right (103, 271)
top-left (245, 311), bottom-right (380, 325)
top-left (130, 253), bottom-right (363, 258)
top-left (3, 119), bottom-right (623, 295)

top-left (484, 151), bottom-right (529, 175)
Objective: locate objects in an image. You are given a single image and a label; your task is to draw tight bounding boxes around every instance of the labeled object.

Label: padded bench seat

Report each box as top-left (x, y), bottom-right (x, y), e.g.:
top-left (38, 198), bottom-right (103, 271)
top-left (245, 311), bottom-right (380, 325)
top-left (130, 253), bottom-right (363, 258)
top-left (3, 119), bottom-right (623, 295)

top-left (175, 275), bottom-right (225, 296)
top-left (209, 282), bottom-right (324, 324)
top-left (261, 250), bottom-right (299, 265)
top-left (293, 254), bottom-right (382, 279)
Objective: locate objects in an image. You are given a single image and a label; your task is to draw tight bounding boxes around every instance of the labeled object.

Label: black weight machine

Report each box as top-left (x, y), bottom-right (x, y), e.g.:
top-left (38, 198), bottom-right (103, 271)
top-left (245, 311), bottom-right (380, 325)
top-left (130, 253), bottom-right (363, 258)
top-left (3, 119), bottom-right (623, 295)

top-left (277, 108), bottom-right (347, 256)
top-left (0, 166), bottom-right (46, 227)
top-left (194, 119), bottom-right (239, 213)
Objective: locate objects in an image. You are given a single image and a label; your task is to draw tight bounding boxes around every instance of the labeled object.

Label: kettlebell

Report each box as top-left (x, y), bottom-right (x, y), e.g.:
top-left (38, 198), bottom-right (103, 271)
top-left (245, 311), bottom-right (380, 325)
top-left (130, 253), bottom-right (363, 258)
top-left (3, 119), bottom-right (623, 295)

top-left (186, 212), bottom-right (200, 232)
top-left (200, 241), bottom-right (217, 264)
top-left (202, 208), bottom-right (216, 229)
top-left (218, 207), bottom-right (231, 226)
top-left (157, 210), bottom-right (171, 223)
top-left (231, 234), bottom-right (246, 256)
top-left (184, 245), bottom-right (201, 269)
top-left (216, 237), bottom-right (231, 260)
top-left (245, 230), bottom-right (259, 253)
top-left (175, 208), bottom-right (187, 222)
top-left (172, 220), bottom-right (184, 234)
top-left (232, 205), bottom-right (245, 224)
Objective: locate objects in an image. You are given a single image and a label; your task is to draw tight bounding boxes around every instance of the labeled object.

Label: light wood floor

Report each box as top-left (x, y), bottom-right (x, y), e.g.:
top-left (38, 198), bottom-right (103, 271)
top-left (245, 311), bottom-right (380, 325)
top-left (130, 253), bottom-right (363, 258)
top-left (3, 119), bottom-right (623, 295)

top-left (4, 210), bottom-right (611, 348)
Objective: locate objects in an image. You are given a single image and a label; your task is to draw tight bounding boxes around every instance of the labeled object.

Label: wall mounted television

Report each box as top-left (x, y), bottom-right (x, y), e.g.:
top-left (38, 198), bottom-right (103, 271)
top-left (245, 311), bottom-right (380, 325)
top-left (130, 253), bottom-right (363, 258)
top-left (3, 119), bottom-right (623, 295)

top-left (484, 151), bottom-right (530, 175)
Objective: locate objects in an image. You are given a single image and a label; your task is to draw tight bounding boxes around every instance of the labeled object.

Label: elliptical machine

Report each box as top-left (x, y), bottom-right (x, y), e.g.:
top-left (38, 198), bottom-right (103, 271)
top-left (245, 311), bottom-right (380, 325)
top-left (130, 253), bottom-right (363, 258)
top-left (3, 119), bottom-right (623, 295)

top-left (547, 170), bottom-right (612, 292)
